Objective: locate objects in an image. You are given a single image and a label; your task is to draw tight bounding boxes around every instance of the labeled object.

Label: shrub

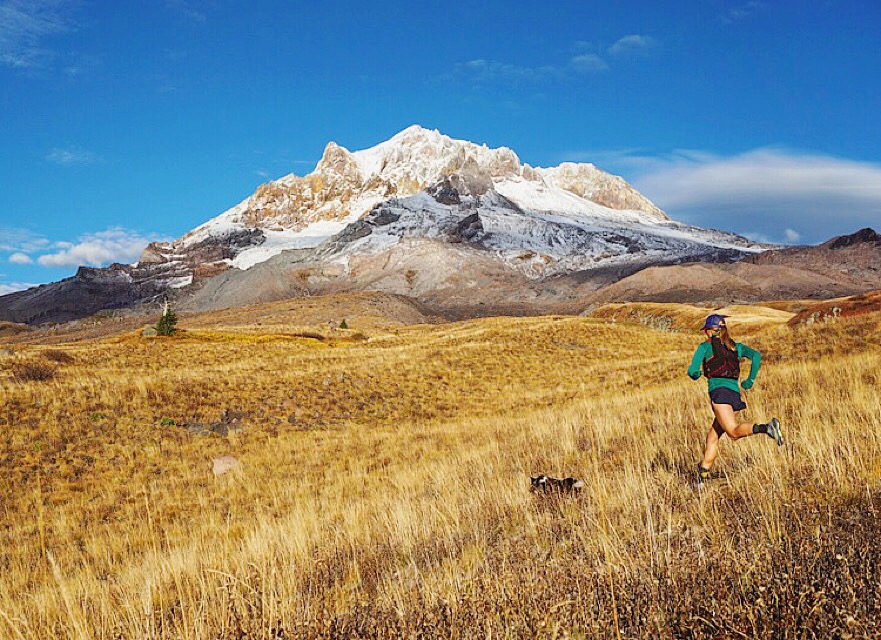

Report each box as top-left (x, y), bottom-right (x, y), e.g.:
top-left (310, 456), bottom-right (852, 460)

top-left (289, 331), bottom-right (326, 341)
top-left (339, 319), bottom-right (349, 330)
top-left (41, 349), bottom-right (75, 364)
top-left (9, 360), bottom-right (56, 382)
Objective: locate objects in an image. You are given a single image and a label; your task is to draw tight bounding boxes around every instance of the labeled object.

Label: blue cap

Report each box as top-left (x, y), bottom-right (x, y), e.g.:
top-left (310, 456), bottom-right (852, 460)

top-left (701, 314), bottom-right (728, 330)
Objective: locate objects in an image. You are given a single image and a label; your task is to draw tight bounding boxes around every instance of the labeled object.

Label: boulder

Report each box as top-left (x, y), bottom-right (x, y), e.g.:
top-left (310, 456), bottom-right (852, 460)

top-left (185, 422), bottom-right (229, 437)
top-left (185, 410), bottom-right (248, 437)
top-left (212, 456), bottom-right (241, 477)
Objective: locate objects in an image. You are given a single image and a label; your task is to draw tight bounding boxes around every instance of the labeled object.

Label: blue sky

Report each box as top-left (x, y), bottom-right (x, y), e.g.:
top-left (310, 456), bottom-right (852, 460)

top-left (2, 0), bottom-right (880, 293)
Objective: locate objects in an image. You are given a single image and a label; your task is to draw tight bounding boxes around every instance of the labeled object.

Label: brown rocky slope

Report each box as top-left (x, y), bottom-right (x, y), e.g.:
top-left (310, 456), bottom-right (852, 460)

top-left (585, 228), bottom-right (881, 307)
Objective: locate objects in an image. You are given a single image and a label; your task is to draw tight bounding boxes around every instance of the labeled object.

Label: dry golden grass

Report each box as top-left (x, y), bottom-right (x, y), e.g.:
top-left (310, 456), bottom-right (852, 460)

top-left (589, 301), bottom-right (794, 335)
top-left (4, 292), bottom-right (440, 348)
top-left (0, 301), bottom-right (879, 638)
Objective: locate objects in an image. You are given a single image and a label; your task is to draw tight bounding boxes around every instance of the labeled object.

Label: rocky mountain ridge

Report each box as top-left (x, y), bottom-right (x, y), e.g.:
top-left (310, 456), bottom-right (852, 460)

top-left (585, 228), bottom-right (881, 306)
top-left (0, 125), bottom-right (770, 324)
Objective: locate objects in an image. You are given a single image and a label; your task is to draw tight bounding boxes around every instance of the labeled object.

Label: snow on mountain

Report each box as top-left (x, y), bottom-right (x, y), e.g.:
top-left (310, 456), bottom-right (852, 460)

top-left (492, 175), bottom-right (659, 224)
top-left (143, 125), bottom-right (676, 278)
top-left (350, 124), bottom-right (521, 186)
top-left (313, 177), bottom-right (760, 281)
top-left (183, 172), bottom-right (764, 316)
top-left (534, 163), bottom-right (667, 220)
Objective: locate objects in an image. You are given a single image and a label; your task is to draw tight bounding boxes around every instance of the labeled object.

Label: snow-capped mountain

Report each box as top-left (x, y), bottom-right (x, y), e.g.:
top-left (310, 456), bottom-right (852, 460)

top-left (0, 125), bottom-right (766, 323)
top-left (137, 125), bottom-right (678, 283)
top-left (186, 172), bottom-right (761, 314)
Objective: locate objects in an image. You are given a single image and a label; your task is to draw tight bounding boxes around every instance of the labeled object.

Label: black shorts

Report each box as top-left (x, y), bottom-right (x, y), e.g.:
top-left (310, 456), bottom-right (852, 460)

top-left (709, 387), bottom-right (747, 411)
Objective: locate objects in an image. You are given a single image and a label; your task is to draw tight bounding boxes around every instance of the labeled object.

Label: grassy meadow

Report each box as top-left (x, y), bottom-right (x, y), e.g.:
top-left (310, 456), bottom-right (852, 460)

top-left (0, 299), bottom-right (879, 638)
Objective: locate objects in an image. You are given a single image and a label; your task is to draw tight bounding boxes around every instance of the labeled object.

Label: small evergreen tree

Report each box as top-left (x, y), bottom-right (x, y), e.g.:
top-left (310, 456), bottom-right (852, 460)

top-left (156, 301), bottom-right (178, 336)
top-left (339, 319), bottom-right (348, 330)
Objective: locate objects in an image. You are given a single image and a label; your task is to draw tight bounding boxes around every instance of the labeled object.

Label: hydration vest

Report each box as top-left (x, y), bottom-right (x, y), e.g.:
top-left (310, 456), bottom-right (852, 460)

top-left (702, 337), bottom-right (740, 379)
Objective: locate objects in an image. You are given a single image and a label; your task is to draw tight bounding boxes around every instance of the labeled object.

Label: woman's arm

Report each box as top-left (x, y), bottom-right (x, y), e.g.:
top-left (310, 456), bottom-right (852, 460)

top-left (687, 343), bottom-right (709, 380)
top-left (738, 343), bottom-right (762, 388)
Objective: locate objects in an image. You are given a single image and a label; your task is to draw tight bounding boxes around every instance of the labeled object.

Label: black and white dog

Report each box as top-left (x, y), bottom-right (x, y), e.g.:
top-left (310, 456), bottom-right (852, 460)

top-left (530, 475), bottom-right (585, 494)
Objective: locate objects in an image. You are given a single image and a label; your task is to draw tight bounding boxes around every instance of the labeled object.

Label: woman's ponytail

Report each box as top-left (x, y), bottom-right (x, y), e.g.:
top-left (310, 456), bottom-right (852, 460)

top-left (719, 323), bottom-right (736, 351)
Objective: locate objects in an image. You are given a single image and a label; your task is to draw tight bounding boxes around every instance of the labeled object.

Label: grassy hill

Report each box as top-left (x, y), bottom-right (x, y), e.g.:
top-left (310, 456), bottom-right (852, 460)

top-left (1, 298), bottom-right (879, 638)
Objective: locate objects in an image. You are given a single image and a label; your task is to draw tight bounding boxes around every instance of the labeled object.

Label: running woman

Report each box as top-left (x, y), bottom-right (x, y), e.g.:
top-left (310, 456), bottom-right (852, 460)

top-left (688, 313), bottom-right (783, 483)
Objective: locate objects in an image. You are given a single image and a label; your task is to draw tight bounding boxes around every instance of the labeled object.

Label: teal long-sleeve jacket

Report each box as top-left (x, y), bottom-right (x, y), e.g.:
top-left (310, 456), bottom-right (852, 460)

top-left (687, 341), bottom-right (761, 393)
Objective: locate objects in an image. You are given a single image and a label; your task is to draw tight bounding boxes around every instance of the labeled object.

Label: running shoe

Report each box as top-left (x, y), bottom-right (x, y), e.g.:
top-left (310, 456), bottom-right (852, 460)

top-left (696, 463), bottom-right (711, 484)
top-left (765, 417), bottom-right (784, 446)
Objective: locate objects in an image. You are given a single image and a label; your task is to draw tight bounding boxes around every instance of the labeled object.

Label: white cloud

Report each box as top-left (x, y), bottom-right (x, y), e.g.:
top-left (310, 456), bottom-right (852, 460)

top-left (0, 281), bottom-right (36, 296)
top-left (636, 148), bottom-right (881, 208)
top-left (454, 33), bottom-right (653, 86)
top-left (608, 35), bottom-right (657, 57)
top-left (36, 228), bottom-right (169, 268)
top-left (570, 53), bottom-right (608, 73)
top-left (8, 252), bottom-right (33, 264)
top-left (46, 147), bottom-right (99, 165)
top-left (0, 227), bottom-right (50, 253)
top-left (455, 59), bottom-right (561, 83)
top-left (0, 0), bottom-right (75, 69)
top-left (630, 148), bottom-right (881, 244)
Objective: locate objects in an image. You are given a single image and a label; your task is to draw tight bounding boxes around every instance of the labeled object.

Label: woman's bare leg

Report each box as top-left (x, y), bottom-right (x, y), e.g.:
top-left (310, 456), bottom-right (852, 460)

top-left (701, 419), bottom-right (726, 470)
top-left (711, 402), bottom-right (755, 440)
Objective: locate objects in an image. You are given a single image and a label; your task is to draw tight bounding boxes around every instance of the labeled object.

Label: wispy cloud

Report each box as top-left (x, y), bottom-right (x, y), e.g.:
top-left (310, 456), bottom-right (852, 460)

top-left (722, 1), bottom-right (765, 24)
top-left (0, 281), bottom-right (37, 296)
top-left (569, 53), bottom-right (608, 73)
top-left (629, 148), bottom-right (881, 244)
top-left (0, 227), bottom-right (50, 253)
top-left (560, 147), bottom-right (698, 175)
top-left (46, 147), bottom-right (99, 165)
top-left (0, 0), bottom-right (77, 69)
top-left (8, 252), bottom-right (33, 264)
top-left (62, 52), bottom-right (101, 78)
top-left (36, 227), bottom-right (171, 268)
top-left (565, 34), bottom-right (657, 74)
top-left (454, 59), bottom-right (562, 84)
top-left (635, 148), bottom-right (881, 208)
top-left (608, 35), bottom-right (657, 57)
top-left (452, 34), bottom-right (658, 86)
